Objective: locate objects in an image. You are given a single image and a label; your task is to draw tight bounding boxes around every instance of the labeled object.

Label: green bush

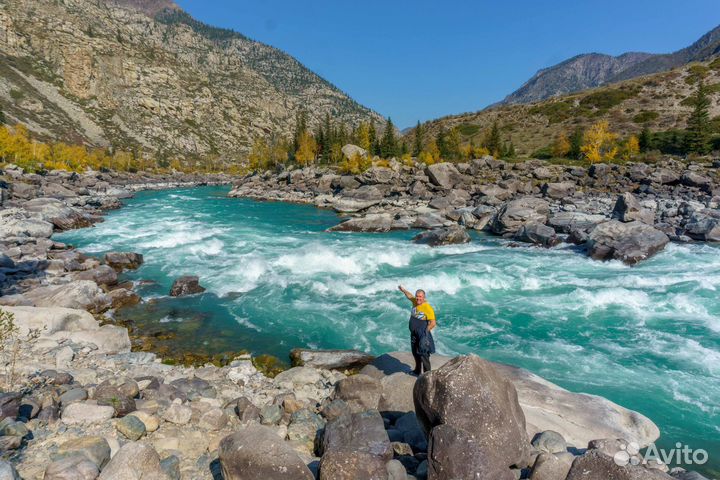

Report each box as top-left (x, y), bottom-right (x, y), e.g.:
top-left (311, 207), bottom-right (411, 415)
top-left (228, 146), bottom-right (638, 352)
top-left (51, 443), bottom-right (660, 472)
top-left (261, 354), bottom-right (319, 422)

top-left (531, 145), bottom-right (553, 159)
top-left (457, 123), bottom-right (480, 136)
top-left (528, 101), bottom-right (574, 123)
top-left (579, 87), bottom-right (637, 111)
top-left (633, 111), bottom-right (659, 124)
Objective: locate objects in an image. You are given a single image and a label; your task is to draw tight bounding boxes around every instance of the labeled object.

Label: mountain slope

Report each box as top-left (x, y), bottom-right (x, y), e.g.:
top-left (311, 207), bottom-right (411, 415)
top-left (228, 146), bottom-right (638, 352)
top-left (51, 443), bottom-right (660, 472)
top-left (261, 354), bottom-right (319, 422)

top-left (501, 24), bottom-right (720, 106)
top-left (501, 52), bottom-right (654, 105)
top-left (407, 59), bottom-right (720, 157)
top-left (0, 0), bottom-right (382, 158)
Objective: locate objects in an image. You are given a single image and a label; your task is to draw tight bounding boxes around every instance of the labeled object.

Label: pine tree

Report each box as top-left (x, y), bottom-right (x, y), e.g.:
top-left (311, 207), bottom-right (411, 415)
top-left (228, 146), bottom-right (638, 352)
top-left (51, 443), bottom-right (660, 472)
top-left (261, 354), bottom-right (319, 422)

top-left (505, 141), bottom-right (516, 158)
top-left (483, 122), bottom-right (502, 157)
top-left (436, 127), bottom-right (447, 160)
top-left (638, 128), bottom-right (652, 152)
top-left (413, 121), bottom-right (424, 156)
top-left (569, 127), bottom-right (584, 159)
top-left (292, 110), bottom-right (308, 158)
top-left (380, 117), bottom-right (398, 158)
top-left (685, 79), bottom-right (711, 154)
top-left (368, 122), bottom-right (379, 156)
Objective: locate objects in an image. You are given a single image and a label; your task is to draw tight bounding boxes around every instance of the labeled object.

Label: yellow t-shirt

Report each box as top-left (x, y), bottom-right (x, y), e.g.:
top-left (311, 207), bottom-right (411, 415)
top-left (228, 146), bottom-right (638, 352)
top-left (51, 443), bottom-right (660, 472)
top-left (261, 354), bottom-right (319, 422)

top-left (411, 299), bottom-right (436, 322)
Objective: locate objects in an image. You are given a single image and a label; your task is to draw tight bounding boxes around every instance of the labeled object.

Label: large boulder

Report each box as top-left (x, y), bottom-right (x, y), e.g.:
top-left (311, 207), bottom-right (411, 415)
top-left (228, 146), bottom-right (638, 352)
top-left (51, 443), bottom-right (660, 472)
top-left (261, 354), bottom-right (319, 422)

top-left (333, 374), bottom-right (382, 412)
top-left (587, 220), bottom-right (670, 265)
top-left (683, 213), bottom-right (720, 242)
top-left (426, 162), bottom-right (463, 189)
top-left (514, 223), bottom-right (559, 247)
top-left (542, 181), bottom-right (576, 200)
top-left (22, 198), bottom-right (94, 230)
top-left (98, 442), bottom-right (170, 480)
top-left (7, 281), bottom-right (111, 313)
top-left (328, 213), bottom-right (407, 233)
top-left (169, 276), bottom-right (205, 296)
top-left (319, 410), bottom-right (392, 480)
top-left (219, 424), bottom-right (314, 480)
top-left (104, 252), bottom-right (144, 271)
top-left (548, 212), bottom-right (606, 234)
top-left (412, 225), bottom-right (470, 246)
top-left (612, 193), bottom-right (655, 225)
top-left (290, 348), bottom-right (375, 370)
top-left (0, 208), bottom-right (54, 239)
top-left (491, 197), bottom-right (550, 235)
top-left (341, 144), bottom-right (368, 160)
top-left (362, 353), bottom-right (659, 450)
top-left (1, 306), bottom-right (130, 354)
top-left (414, 355), bottom-right (531, 479)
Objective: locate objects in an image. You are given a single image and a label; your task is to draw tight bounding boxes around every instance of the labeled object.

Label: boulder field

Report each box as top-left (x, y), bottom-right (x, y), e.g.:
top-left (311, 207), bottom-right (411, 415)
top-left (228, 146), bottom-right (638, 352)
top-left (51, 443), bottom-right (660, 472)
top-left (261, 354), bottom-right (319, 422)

top-left (229, 153), bottom-right (720, 264)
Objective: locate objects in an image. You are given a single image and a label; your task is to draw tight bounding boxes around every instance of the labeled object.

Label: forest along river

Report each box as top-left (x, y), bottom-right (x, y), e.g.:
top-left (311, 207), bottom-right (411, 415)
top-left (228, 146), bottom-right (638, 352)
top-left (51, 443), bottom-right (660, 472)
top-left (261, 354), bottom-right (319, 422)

top-left (55, 186), bottom-right (720, 473)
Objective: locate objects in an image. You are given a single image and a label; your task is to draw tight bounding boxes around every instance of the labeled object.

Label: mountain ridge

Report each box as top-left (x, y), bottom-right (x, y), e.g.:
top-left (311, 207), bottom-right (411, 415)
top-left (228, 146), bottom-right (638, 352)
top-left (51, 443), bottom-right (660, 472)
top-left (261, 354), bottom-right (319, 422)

top-left (500, 24), bottom-right (720, 106)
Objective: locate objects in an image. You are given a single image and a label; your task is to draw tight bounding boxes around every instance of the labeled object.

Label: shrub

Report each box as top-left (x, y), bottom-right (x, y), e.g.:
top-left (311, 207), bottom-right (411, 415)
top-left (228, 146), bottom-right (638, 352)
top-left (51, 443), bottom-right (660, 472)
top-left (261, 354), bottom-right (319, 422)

top-left (457, 123), bottom-right (480, 136)
top-left (579, 87), bottom-right (637, 111)
top-left (528, 101), bottom-right (574, 123)
top-left (633, 111), bottom-right (660, 124)
top-left (0, 308), bottom-right (41, 389)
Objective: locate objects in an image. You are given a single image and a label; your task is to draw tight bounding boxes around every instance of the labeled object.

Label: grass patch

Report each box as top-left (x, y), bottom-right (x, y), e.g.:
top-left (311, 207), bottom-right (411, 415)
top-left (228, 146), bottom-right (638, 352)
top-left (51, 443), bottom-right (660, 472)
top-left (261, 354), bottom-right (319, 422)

top-left (9, 89), bottom-right (24, 100)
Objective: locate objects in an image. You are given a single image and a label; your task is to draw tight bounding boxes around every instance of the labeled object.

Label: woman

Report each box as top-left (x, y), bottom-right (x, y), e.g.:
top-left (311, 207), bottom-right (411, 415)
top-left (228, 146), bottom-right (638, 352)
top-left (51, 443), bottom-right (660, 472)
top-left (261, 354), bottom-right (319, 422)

top-left (398, 285), bottom-right (436, 375)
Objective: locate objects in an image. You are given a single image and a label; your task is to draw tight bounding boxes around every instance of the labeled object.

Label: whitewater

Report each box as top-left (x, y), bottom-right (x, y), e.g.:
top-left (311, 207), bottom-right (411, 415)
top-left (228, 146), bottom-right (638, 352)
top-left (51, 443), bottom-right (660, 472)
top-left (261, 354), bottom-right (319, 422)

top-left (55, 186), bottom-right (720, 473)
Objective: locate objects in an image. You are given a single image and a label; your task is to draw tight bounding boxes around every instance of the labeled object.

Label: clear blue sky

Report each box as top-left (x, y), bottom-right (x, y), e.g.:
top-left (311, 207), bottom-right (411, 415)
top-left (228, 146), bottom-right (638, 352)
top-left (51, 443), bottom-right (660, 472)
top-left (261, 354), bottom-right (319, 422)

top-left (176, 0), bottom-right (719, 128)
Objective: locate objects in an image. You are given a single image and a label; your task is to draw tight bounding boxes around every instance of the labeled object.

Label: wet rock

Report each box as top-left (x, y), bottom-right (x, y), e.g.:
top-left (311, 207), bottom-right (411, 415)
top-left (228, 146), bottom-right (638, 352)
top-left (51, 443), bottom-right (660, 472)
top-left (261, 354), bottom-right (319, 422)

top-left (290, 348), bottom-right (375, 370)
top-left (412, 225), bottom-right (470, 246)
top-left (219, 425), bottom-right (314, 480)
top-left (414, 354), bottom-right (531, 479)
top-left (104, 251), bottom-right (144, 271)
top-left (328, 213), bottom-right (405, 233)
top-left (169, 275), bottom-right (205, 296)
top-left (587, 220), bottom-right (670, 265)
top-left (515, 223), bottom-right (560, 247)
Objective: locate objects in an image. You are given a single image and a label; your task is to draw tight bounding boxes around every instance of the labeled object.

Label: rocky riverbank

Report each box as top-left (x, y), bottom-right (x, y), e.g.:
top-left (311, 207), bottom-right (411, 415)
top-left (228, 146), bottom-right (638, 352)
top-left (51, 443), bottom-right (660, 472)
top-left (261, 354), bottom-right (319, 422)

top-left (0, 165), bottom-right (232, 304)
top-left (0, 304), bottom-right (707, 480)
top-left (229, 152), bottom-right (720, 264)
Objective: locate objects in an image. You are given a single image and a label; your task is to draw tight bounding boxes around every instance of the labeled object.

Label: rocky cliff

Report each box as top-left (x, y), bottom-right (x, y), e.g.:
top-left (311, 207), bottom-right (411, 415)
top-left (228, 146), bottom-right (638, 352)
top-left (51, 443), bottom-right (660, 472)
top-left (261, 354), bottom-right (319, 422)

top-left (0, 0), bottom-right (382, 158)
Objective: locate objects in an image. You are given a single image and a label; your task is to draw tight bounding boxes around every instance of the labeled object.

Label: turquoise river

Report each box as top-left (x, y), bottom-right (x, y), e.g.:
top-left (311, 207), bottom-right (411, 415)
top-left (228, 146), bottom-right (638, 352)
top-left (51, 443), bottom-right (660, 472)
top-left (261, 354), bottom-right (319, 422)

top-left (55, 186), bottom-right (719, 475)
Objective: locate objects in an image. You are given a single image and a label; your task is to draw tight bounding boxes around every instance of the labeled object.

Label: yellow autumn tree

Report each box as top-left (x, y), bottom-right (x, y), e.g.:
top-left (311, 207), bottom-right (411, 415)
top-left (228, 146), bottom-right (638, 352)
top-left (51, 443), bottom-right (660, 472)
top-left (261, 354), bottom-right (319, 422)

top-left (621, 135), bottom-right (640, 161)
top-left (294, 131), bottom-right (317, 166)
top-left (339, 152), bottom-right (370, 174)
top-left (552, 133), bottom-right (571, 158)
top-left (581, 121), bottom-right (618, 163)
top-left (418, 139), bottom-right (440, 165)
top-left (248, 137), bottom-right (271, 171)
top-left (355, 122), bottom-right (372, 151)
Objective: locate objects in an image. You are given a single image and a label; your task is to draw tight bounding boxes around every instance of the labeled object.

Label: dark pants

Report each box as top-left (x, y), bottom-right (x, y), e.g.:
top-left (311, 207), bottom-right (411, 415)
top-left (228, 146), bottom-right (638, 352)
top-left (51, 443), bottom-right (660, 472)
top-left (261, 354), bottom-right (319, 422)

top-left (412, 351), bottom-right (431, 374)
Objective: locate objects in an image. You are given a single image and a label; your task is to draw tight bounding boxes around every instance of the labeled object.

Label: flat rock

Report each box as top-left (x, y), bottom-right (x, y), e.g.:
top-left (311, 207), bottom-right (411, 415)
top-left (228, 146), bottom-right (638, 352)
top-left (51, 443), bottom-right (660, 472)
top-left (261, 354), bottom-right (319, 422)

top-left (61, 403), bottom-right (115, 425)
top-left (361, 352), bottom-right (659, 449)
top-left (289, 348), bottom-right (375, 370)
top-left (587, 220), bottom-right (670, 265)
